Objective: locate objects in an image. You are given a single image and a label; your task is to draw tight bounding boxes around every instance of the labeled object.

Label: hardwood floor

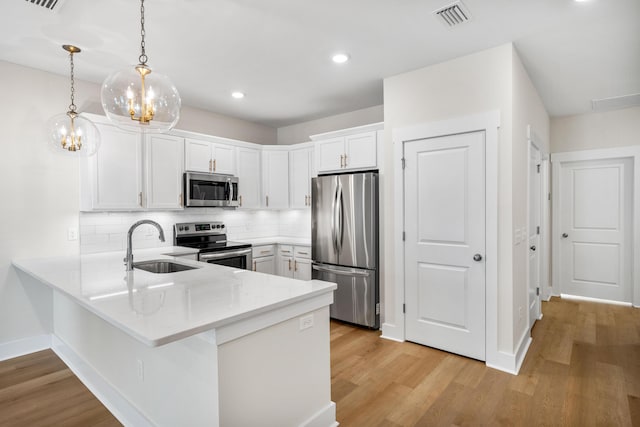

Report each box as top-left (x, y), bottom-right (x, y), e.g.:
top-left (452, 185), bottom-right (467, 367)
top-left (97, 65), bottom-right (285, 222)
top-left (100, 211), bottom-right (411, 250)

top-left (331, 297), bottom-right (640, 426)
top-left (0, 297), bottom-right (637, 426)
top-left (0, 349), bottom-right (121, 426)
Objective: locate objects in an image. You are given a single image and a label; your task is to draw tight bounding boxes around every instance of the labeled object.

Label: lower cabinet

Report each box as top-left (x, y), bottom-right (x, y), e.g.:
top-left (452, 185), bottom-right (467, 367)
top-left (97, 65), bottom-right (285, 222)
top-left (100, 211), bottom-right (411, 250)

top-left (252, 245), bottom-right (275, 274)
top-left (277, 244), bottom-right (311, 281)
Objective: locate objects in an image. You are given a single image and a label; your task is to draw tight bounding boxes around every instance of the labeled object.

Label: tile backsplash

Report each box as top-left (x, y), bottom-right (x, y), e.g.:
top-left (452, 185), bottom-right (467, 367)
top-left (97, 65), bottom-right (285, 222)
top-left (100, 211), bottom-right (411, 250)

top-left (80, 208), bottom-right (311, 254)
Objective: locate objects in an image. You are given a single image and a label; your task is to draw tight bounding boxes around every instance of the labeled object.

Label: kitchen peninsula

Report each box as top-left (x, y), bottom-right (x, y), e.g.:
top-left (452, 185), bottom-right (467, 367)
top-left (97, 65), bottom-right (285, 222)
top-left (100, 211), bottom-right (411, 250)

top-left (12, 247), bottom-right (337, 427)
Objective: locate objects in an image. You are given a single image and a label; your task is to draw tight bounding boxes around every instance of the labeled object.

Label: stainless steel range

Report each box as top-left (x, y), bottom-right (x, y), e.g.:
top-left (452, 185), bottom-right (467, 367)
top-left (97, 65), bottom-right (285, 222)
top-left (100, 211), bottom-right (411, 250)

top-left (174, 222), bottom-right (252, 269)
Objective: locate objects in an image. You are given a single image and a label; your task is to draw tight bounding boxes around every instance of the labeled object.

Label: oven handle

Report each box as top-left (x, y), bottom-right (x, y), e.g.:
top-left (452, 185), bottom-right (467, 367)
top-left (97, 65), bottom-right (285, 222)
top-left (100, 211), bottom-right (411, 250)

top-left (199, 248), bottom-right (251, 261)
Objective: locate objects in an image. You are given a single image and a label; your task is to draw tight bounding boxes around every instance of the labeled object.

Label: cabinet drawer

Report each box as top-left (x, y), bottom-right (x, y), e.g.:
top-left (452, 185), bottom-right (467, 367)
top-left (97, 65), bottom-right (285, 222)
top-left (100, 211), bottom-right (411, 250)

top-left (278, 245), bottom-right (293, 256)
top-left (252, 245), bottom-right (275, 258)
top-left (294, 246), bottom-right (311, 259)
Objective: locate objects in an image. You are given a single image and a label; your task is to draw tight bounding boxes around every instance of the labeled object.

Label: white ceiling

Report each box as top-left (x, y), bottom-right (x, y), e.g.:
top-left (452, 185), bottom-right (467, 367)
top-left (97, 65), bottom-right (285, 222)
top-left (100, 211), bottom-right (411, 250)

top-left (1, 0), bottom-right (638, 127)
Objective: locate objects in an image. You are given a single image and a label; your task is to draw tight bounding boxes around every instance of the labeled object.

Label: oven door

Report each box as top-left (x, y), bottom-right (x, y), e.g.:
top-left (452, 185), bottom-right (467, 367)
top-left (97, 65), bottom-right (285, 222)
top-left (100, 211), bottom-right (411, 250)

top-left (199, 248), bottom-right (252, 270)
top-left (185, 172), bottom-right (239, 207)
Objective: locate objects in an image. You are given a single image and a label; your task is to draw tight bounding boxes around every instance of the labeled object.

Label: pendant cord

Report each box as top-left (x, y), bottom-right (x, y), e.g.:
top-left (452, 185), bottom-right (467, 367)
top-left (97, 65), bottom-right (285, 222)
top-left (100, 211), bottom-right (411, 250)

top-left (68, 51), bottom-right (77, 114)
top-left (138, 0), bottom-right (148, 65)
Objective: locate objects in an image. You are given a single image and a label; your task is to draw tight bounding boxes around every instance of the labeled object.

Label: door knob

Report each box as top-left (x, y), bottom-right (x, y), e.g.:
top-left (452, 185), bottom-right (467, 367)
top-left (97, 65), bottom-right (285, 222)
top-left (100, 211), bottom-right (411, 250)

top-left (473, 254), bottom-right (483, 262)
top-left (530, 245), bottom-right (536, 251)
top-left (562, 233), bottom-right (568, 238)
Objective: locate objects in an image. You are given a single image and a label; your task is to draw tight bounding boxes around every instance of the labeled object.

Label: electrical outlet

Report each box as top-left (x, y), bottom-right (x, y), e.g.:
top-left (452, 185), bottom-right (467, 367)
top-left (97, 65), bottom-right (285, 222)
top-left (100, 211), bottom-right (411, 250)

top-left (137, 359), bottom-right (144, 381)
top-left (67, 227), bottom-right (78, 241)
top-left (300, 314), bottom-right (314, 330)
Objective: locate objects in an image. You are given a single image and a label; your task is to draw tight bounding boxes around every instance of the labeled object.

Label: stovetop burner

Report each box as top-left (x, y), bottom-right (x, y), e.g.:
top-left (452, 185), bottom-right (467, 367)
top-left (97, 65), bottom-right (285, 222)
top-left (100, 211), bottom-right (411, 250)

top-left (173, 221), bottom-right (251, 253)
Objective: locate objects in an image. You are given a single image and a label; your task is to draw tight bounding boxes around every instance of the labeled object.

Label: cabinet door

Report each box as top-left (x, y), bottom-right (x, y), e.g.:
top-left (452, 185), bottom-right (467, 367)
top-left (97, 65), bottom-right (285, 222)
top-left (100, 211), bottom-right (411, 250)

top-left (185, 138), bottom-right (212, 172)
top-left (278, 256), bottom-right (294, 278)
top-left (237, 148), bottom-right (261, 208)
top-left (316, 137), bottom-right (344, 173)
top-left (145, 134), bottom-right (184, 209)
top-left (262, 150), bottom-right (289, 209)
top-left (90, 124), bottom-right (144, 210)
top-left (212, 144), bottom-right (237, 175)
top-left (254, 256), bottom-right (275, 275)
top-left (289, 148), bottom-right (312, 208)
top-left (345, 131), bottom-right (377, 170)
top-left (294, 257), bottom-right (312, 281)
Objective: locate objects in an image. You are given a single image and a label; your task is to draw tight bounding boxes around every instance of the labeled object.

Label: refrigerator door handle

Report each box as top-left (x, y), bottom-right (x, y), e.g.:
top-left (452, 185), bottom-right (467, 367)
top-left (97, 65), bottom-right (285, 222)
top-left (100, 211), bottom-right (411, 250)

top-left (331, 183), bottom-right (339, 254)
top-left (312, 263), bottom-right (370, 277)
top-left (336, 182), bottom-right (343, 254)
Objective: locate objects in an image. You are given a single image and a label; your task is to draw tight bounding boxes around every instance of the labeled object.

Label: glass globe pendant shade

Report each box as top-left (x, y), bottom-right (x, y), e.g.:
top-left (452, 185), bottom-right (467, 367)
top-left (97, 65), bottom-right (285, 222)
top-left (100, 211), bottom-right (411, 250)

top-left (46, 112), bottom-right (101, 157)
top-left (101, 64), bottom-right (181, 133)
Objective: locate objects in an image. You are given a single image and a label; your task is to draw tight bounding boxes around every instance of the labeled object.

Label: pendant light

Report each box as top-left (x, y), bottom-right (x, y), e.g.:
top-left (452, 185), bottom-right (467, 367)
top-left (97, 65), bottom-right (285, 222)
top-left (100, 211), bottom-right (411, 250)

top-left (101, 0), bottom-right (181, 133)
top-left (46, 45), bottom-right (101, 157)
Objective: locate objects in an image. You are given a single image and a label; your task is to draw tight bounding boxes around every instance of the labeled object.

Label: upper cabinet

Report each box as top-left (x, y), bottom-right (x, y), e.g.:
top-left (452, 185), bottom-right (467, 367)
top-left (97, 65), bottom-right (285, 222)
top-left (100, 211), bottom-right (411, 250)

top-left (185, 138), bottom-right (236, 175)
top-left (311, 123), bottom-right (383, 174)
top-left (237, 147), bottom-right (262, 209)
top-left (145, 134), bottom-right (184, 210)
top-left (289, 144), bottom-right (314, 209)
top-left (262, 148), bottom-right (289, 209)
top-left (80, 117), bottom-right (184, 211)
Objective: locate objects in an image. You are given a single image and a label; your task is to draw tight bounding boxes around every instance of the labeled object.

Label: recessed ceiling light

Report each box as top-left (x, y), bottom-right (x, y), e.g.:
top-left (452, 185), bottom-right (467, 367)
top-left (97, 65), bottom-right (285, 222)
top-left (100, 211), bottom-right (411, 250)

top-left (332, 53), bottom-right (350, 64)
top-left (231, 91), bottom-right (245, 99)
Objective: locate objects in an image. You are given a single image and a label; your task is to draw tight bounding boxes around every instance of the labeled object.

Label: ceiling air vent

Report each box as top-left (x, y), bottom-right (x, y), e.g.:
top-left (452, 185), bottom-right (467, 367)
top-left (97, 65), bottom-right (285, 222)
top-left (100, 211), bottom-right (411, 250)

top-left (592, 93), bottom-right (640, 113)
top-left (24, 0), bottom-right (67, 12)
top-left (434, 1), bottom-right (472, 27)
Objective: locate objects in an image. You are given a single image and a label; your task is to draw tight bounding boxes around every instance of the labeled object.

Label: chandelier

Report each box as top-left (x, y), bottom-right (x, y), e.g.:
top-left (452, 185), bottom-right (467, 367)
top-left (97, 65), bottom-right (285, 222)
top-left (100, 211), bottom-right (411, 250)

top-left (101, 0), bottom-right (181, 133)
top-left (46, 45), bottom-right (100, 156)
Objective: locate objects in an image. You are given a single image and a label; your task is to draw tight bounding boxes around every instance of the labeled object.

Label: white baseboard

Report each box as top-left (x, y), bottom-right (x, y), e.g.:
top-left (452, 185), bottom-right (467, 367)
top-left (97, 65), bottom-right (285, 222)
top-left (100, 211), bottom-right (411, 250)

top-left (486, 331), bottom-right (531, 375)
top-left (51, 336), bottom-right (153, 427)
top-left (561, 293), bottom-right (632, 307)
top-left (301, 401), bottom-right (338, 427)
top-left (380, 322), bottom-right (404, 342)
top-left (0, 334), bottom-right (51, 362)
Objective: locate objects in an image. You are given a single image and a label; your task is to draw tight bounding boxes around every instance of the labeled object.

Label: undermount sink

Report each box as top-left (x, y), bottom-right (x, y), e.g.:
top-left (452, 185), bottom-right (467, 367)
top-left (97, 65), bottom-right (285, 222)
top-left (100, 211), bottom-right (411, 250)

top-left (133, 260), bottom-right (201, 274)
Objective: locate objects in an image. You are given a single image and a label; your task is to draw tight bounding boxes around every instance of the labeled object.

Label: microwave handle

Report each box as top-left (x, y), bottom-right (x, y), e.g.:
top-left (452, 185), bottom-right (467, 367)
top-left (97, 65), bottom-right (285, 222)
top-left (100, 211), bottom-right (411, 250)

top-left (228, 178), bottom-right (234, 204)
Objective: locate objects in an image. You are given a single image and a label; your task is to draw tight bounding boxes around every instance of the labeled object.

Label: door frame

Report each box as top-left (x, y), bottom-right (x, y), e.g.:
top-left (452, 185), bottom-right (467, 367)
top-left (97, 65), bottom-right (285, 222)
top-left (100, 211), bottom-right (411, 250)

top-left (551, 146), bottom-right (640, 307)
top-left (390, 111), bottom-right (500, 368)
top-left (526, 125), bottom-right (544, 326)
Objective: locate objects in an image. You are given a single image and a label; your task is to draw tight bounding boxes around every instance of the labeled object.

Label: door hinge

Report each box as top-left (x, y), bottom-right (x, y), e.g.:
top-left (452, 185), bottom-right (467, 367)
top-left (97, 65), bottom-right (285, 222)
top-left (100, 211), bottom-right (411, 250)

top-left (402, 231), bottom-right (405, 241)
top-left (536, 226), bottom-right (540, 235)
top-left (548, 192), bottom-right (551, 201)
top-left (402, 303), bottom-right (406, 314)
top-left (536, 287), bottom-right (540, 296)
top-left (375, 303), bottom-right (380, 315)
top-left (401, 158), bottom-right (406, 169)
top-left (537, 164), bottom-right (541, 173)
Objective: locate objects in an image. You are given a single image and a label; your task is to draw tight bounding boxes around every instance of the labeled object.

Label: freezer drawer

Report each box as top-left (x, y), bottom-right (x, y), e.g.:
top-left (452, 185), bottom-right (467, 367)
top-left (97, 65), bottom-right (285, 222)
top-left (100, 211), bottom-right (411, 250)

top-left (312, 263), bottom-right (379, 329)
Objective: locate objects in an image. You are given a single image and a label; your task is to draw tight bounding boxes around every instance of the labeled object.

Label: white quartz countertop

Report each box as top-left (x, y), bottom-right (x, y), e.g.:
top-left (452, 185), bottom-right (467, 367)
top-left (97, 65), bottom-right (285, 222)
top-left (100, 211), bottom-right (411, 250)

top-left (12, 246), bottom-right (335, 347)
top-left (237, 237), bottom-right (311, 246)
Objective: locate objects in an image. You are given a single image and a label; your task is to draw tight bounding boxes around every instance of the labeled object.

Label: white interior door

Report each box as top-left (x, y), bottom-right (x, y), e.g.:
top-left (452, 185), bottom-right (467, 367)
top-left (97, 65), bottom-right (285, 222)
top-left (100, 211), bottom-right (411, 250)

top-left (404, 131), bottom-right (486, 361)
top-left (558, 158), bottom-right (633, 302)
top-left (528, 142), bottom-right (542, 329)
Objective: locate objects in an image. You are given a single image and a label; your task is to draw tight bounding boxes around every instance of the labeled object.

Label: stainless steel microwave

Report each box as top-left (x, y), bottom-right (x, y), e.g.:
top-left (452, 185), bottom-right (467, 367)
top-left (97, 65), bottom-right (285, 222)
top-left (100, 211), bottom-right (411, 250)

top-left (184, 172), bottom-right (239, 207)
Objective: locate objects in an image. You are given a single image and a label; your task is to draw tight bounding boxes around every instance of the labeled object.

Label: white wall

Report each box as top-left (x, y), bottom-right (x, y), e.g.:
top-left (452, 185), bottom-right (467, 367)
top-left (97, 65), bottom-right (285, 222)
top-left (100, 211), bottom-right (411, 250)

top-left (383, 44), bottom-right (519, 355)
top-left (511, 48), bottom-right (550, 348)
top-left (277, 105), bottom-right (383, 145)
top-left (551, 107), bottom-right (640, 153)
top-left (0, 60), bottom-right (286, 348)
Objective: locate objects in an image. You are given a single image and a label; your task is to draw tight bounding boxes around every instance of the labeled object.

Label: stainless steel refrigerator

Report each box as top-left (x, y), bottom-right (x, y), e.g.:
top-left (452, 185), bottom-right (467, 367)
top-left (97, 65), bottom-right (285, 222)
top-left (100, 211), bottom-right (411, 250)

top-left (311, 171), bottom-right (379, 329)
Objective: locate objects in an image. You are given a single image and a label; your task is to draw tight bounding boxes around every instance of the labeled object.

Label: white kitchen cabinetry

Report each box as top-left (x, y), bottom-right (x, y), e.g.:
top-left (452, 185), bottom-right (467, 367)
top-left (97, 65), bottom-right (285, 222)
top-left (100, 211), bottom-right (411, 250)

top-left (289, 145), bottom-right (314, 208)
top-left (81, 119), bottom-right (184, 211)
top-left (145, 134), bottom-right (184, 209)
top-left (185, 138), bottom-right (236, 175)
top-left (236, 147), bottom-right (261, 209)
top-left (277, 244), bottom-right (311, 280)
top-left (311, 123), bottom-right (383, 174)
top-left (252, 245), bottom-right (275, 274)
top-left (262, 149), bottom-right (289, 209)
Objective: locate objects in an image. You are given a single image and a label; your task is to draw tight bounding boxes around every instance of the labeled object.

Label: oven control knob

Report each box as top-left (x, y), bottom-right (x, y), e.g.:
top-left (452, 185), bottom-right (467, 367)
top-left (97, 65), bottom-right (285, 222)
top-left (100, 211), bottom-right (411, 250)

top-left (221, 224), bottom-right (225, 228)
top-left (185, 226), bottom-right (190, 231)
top-left (179, 226), bottom-right (184, 231)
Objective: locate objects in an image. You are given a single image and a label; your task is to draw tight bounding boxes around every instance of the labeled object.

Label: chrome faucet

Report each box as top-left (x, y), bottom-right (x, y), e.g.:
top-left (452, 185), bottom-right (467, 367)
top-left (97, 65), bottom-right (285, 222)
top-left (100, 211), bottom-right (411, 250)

top-left (124, 220), bottom-right (165, 271)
